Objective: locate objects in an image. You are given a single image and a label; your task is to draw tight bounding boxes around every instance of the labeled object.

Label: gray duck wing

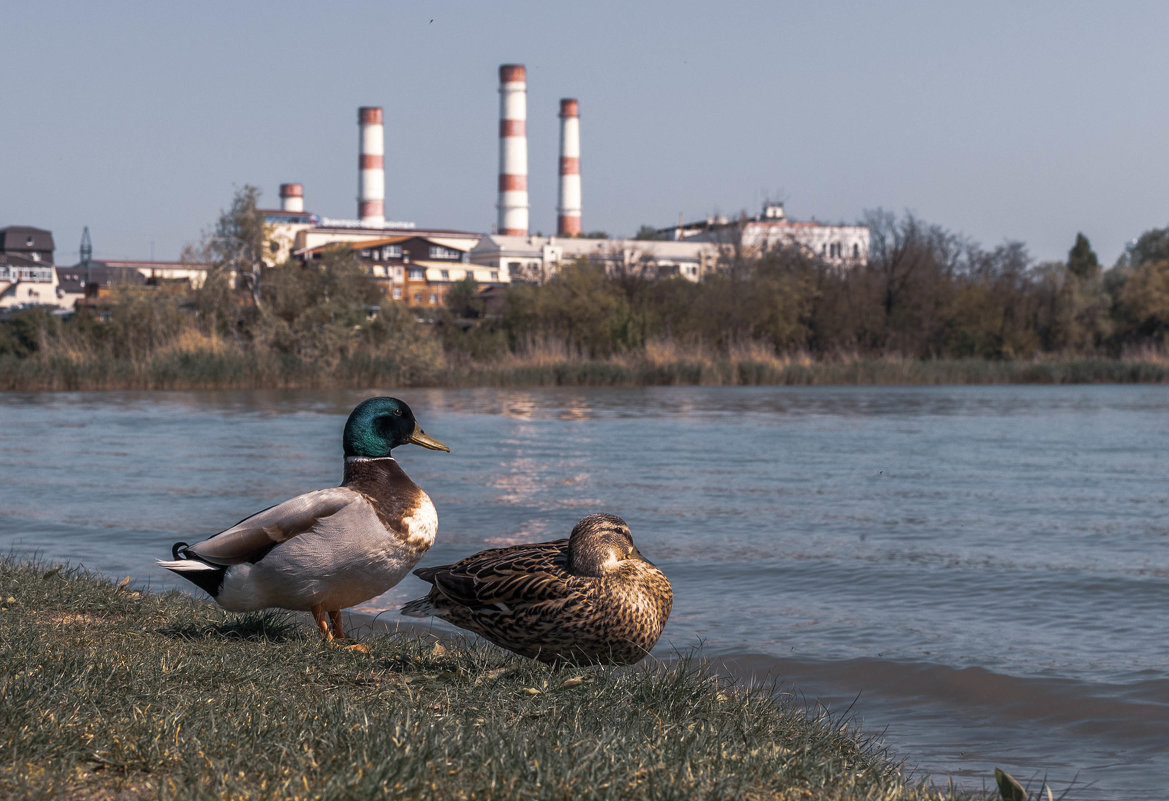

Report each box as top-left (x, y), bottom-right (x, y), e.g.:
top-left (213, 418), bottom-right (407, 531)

top-left (187, 487), bottom-right (361, 566)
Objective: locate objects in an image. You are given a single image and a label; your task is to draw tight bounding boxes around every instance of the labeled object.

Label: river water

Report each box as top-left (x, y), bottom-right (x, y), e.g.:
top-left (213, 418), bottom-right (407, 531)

top-left (1, 385), bottom-right (1166, 797)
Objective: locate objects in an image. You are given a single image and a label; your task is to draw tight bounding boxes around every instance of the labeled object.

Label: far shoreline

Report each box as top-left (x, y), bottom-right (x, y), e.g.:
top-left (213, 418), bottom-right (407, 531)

top-left (3, 352), bottom-right (1168, 392)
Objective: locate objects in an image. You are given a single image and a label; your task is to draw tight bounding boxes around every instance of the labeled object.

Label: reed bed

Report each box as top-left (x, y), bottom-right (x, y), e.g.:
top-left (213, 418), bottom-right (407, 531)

top-left (0, 557), bottom-right (985, 800)
top-left (3, 335), bottom-right (1168, 391)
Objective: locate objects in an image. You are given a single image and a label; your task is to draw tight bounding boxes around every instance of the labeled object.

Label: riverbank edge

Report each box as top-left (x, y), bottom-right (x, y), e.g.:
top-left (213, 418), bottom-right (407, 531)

top-left (2, 350), bottom-right (1168, 391)
top-left (0, 558), bottom-right (985, 800)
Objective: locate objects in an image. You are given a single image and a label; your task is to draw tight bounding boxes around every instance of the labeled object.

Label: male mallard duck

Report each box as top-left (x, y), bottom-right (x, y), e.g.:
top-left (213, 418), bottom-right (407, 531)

top-left (158, 396), bottom-right (449, 644)
top-left (401, 513), bottom-right (672, 665)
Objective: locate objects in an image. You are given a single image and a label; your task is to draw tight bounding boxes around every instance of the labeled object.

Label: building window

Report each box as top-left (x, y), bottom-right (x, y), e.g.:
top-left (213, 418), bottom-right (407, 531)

top-left (392, 287), bottom-right (402, 300)
top-left (490, 271), bottom-right (499, 281)
top-left (429, 293), bottom-right (437, 305)
top-left (409, 268), bottom-right (423, 281)
top-left (507, 261), bottom-right (521, 275)
top-left (441, 270), bottom-right (450, 280)
top-left (853, 243), bottom-right (860, 258)
top-left (414, 292), bottom-right (423, 303)
top-left (429, 245), bottom-right (460, 260)
top-left (384, 245), bottom-right (402, 258)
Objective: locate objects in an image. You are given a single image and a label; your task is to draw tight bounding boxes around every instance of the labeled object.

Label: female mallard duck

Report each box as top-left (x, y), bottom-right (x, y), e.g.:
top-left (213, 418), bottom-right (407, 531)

top-left (158, 396), bottom-right (448, 644)
top-left (401, 513), bottom-right (672, 665)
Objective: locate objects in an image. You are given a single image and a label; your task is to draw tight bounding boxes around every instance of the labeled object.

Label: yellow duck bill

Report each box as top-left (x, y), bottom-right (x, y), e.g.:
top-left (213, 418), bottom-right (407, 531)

top-left (409, 424), bottom-right (450, 452)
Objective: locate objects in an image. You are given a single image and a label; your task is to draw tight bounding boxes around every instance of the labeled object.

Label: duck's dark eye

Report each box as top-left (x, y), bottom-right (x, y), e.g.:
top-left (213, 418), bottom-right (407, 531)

top-left (393, 409), bottom-right (403, 417)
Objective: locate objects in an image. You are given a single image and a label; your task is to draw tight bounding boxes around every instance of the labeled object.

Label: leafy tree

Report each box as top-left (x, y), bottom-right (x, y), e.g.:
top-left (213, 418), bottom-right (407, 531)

top-left (206, 185), bottom-right (270, 310)
top-left (740, 249), bottom-right (819, 350)
top-left (1119, 225), bottom-right (1169, 269)
top-left (633, 225), bottom-right (663, 241)
top-left (445, 277), bottom-right (484, 320)
top-left (501, 260), bottom-right (632, 357)
top-left (1067, 233), bottom-right (1100, 281)
top-left (1117, 259), bottom-right (1169, 341)
top-left (1053, 234), bottom-right (1111, 351)
top-left (257, 246), bottom-right (381, 359)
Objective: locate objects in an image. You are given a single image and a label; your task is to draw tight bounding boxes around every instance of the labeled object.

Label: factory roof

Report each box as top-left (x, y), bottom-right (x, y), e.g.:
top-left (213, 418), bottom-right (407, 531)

top-left (296, 233), bottom-right (475, 257)
top-left (473, 235), bottom-right (715, 259)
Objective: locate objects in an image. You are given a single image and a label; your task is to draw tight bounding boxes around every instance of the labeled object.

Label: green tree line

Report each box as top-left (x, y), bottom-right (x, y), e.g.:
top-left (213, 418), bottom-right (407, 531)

top-left (444, 210), bottom-right (1169, 362)
top-left (5, 187), bottom-right (1169, 389)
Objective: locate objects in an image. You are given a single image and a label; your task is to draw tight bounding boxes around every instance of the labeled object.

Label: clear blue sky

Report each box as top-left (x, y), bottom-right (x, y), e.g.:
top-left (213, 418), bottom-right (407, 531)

top-left (5, 1), bottom-right (1168, 267)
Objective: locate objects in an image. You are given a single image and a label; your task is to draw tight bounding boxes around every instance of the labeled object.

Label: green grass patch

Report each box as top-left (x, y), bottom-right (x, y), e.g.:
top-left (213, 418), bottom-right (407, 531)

top-left (0, 557), bottom-right (985, 800)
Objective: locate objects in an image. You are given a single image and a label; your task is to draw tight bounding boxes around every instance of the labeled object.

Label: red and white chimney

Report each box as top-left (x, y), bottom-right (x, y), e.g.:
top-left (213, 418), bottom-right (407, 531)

top-left (497, 64), bottom-right (529, 236)
top-left (279, 183), bottom-right (304, 213)
top-left (358, 106), bottom-right (385, 226)
top-left (557, 99), bottom-right (581, 236)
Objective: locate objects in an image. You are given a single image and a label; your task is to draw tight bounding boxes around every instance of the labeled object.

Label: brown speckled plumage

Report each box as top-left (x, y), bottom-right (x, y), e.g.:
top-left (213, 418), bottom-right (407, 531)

top-left (401, 513), bottom-right (672, 665)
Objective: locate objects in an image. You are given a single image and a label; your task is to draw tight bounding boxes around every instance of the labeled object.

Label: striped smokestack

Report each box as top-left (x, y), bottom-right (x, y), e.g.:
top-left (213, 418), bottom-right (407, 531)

top-left (358, 106), bottom-right (385, 226)
top-left (557, 98), bottom-right (581, 236)
top-left (497, 64), bottom-right (529, 236)
top-left (279, 183), bottom-right (304, 213)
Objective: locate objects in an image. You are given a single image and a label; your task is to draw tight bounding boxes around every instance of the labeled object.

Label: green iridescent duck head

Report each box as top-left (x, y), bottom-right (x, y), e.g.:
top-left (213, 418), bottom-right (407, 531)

top-left (343, 397), bottom-right (449, 458)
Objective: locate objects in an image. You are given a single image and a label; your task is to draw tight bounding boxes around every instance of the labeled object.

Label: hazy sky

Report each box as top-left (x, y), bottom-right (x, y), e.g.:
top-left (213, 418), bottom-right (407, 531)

top-left (5, 1), bottom-right (1168, 267)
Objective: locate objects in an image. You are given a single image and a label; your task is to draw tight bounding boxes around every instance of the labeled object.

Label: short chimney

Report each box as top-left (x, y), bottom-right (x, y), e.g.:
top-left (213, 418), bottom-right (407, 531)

top-left (279, 183), bottom-right (304, 213)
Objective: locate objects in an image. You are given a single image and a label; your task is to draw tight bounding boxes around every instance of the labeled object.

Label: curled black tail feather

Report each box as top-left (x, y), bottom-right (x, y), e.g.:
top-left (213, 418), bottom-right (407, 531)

top-left (171, 541), bottom-right (191, 560)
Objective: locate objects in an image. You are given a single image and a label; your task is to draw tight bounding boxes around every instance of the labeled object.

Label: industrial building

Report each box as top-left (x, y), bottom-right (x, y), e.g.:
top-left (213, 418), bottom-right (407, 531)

top-left (259, 105), bottom-right (491, 310)
top-left (661, 202), bottom-right (870, 268)
top-left (298, 233), bottom-right (504, 309)
top-left (5, 62), bottom-right (869, 320)
top-left (260, 63), bottom-right (867, 311)
top-left (470, 235), bottom-right (716, 283)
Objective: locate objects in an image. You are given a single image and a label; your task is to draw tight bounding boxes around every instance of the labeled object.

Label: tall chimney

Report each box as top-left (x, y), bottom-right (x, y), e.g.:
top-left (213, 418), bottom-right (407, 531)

top-left (497, 64), bottom-right (529, 236)
top-left (279, 183), bottom-right (304, 213)
top-left (557, 98), bottom-right (582, 236)
top-left (358, 106), bottom-right (385, 226)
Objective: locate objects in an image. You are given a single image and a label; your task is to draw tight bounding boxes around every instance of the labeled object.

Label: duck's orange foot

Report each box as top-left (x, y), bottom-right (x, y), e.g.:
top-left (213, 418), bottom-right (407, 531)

top-left (342, 642), bottom-right (371, 653)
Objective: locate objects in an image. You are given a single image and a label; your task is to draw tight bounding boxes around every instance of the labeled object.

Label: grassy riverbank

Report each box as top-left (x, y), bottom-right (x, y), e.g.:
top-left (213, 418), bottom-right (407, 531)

top-left (0, 558), bottom-right (984, 800)
top-left (3, 345), bottom-right (1168, 391)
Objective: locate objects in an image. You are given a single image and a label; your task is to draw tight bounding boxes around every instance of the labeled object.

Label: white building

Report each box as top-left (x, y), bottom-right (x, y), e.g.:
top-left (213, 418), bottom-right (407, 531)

top-left (0, 226), bottom-right (64, 310)
top-left (0, 259), bottom-right (61, 310)
top-left (470, 235), bottom-right (717, 283)
top-left (665, 202), bottom-right (869, 267)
